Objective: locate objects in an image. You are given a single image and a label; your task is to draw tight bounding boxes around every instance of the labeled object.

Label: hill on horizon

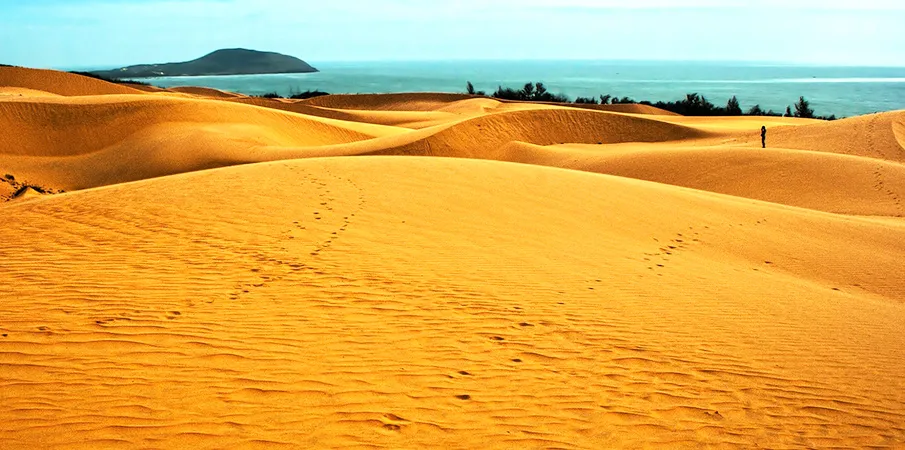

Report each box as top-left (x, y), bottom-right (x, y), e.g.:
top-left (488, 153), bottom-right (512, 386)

top-left (91, 48), bottom-right (318, 78)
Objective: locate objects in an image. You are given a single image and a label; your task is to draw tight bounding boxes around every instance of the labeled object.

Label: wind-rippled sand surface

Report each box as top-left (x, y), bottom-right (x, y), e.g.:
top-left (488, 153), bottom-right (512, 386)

top-left (2, 67), bottom-right (904, 449)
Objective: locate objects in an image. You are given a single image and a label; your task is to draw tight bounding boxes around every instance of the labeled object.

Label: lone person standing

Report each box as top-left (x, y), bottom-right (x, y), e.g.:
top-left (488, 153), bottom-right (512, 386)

top-left (761, 125), bottom-right (767, 149)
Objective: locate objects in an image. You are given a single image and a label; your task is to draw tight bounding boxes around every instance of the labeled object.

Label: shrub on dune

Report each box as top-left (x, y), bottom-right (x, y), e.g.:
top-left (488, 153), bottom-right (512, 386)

top-left (471, 80), bottom-right (838, 119)
top-left (289, 89), bottom-right (329, 100)
top-left (491, 81), bottom-right (569, 103)
top-left (465, 81), bottom-right (486, 96)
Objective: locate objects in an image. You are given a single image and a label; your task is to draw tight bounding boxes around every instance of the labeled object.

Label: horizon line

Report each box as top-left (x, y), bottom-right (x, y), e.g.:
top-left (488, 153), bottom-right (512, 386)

top-left (44, 58), bottom-right (905, 72)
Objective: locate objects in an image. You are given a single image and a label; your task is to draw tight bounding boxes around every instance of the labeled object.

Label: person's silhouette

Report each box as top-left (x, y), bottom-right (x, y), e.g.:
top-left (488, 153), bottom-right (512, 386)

top-left (761, 126), bottom-right (767, 149)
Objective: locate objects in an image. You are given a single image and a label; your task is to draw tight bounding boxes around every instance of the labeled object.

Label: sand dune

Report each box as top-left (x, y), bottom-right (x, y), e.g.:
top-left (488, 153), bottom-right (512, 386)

top-left (2, 68), bottom-right (905, 449)
top-left (540, 101), bottom-right (681, 116)
top-left (649, 114), bottom-right (823, 136)
top-left (303, 92), bottom-right (679, 117)
top-left (167, 86), bottom-right (247, 98)
top-left (0, 94), bottom-right (404, 190)
top-left (364, 108), bottom-right (710, 159)
top-left (502, 142), bottom-right (905, 216)
top-left (0, 92), bottom-right (708, 191)
top-left (244, 96), bottom-right (567, 129)
top-left (0, 66), bottom-right (145, 96)
top-left (6, 185), bottom-right (44, 201)
top-left (755, 111), bottom-right (905, 162)
top-left (1, 157), bottom-right (904, 449)
top-left (227, 96), bottom-right (457, 129)
top-left (123, 83), bottom-right (168, 93)
top-left (303, 92), bottom-right (479, 111)
top-left (0, 86), bottom-right (63, 98)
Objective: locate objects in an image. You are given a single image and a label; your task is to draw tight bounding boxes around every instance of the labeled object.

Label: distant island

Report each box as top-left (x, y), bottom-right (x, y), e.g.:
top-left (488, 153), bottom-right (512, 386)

top-left (91, 49), bottom-right (318, 78)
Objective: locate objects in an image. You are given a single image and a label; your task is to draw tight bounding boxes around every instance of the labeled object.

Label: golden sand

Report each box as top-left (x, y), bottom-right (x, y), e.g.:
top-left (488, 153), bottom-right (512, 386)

top-left (1, 67), bottom-right (904, 449)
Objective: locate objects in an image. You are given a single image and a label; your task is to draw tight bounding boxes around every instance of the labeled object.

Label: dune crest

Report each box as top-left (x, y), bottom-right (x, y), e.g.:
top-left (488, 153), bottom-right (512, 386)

top-left (0, 94), bottom-right (405, 190)
top-left (167, 86), bottom-right (247, 98)
top-left (303, 92), bottom-right (479, 111)
top-left (0, 66), bottom-right (145, 96)
top-left (893, 116), bottom-right (905, 150)
top-left (503, 142), bottom-right (905, 216)
top-left (764, 111), bottom-right (905, 162)
top-left (367, 108), bottom-right (710, 159)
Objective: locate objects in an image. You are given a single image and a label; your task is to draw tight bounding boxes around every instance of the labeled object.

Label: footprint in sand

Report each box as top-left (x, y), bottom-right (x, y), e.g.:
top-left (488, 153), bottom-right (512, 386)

top-left (380, 413), bottom-right (410, 431)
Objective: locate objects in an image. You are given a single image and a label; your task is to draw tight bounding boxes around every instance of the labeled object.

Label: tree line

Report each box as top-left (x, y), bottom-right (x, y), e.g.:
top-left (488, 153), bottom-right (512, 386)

top-left (256, 88), bottom-right (330, 100)
top-left (467, 81), bottom-right (837, 120)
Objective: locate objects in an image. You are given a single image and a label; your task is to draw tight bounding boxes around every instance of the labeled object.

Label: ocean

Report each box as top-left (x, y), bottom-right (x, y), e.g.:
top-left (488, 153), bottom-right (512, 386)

top-left (129, 60), bottom-right (905, 118)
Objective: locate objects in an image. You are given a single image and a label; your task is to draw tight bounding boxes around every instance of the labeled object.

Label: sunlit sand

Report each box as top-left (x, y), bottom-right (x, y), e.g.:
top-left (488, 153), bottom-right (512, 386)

top-left (1, 67), bottom-right (904, 449)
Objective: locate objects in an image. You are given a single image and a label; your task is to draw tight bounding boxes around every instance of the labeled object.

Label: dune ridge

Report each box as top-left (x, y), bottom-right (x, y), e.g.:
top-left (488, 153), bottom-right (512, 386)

top-left (0, 66), bottom-right (145, 96)
top-left (302, 92), bottom-right (479, 111)
top-left (538, 101), bottom-right (682, 116)
top-left (364, 108), bottom-right (710, 159)
top-left (167, 86), bottom-right (247, 98)
top-left (502, 142), bottom-right (905, 216)
top-left (0, 94), bottom-right (406, 189)
top-left (1, 66), bottom-right (904, 449)
top-left (893, 116), bottom-right (905, 149)
top-left (761, 111), bottom-right (905, 162)
top-left (226, 96), bottom-right (458, 129)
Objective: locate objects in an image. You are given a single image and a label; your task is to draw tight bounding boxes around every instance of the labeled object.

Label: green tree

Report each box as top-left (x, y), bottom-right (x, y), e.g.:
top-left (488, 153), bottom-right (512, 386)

top-left (533, 82), bottom-right (548, 100)
top-left (575, 96), bottom-right (599, 104)
top-left (466, 81), bottom-right (476, 95)
top-left (726, 96), bottom-right (742, 115)
top-left (794, 96), bottom-right (815, 119)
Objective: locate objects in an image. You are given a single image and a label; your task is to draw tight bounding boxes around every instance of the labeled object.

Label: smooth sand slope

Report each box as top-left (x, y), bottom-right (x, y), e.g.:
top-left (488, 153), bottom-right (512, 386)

top-left (2, 68), bottom-right (905, 448)
top-left (766, 112), bottom-right (905, 163)
top-left (505, 141), bottom-right (905, 216)
top-left (0, 94), bottom-right (406, 190)
top-left (0, 66), bottom-right (145, 96)
top-left (2, 158), bottom-right (905, 449)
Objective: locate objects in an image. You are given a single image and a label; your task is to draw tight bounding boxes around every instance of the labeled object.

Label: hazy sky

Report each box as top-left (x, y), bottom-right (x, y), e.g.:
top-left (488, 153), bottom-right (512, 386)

top-left (2, 0), bottom-right (904, 68)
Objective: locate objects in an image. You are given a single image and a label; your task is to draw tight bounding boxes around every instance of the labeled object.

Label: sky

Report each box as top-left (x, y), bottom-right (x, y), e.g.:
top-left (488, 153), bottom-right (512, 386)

top-left (1, 0), bottom-right (904, 68)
